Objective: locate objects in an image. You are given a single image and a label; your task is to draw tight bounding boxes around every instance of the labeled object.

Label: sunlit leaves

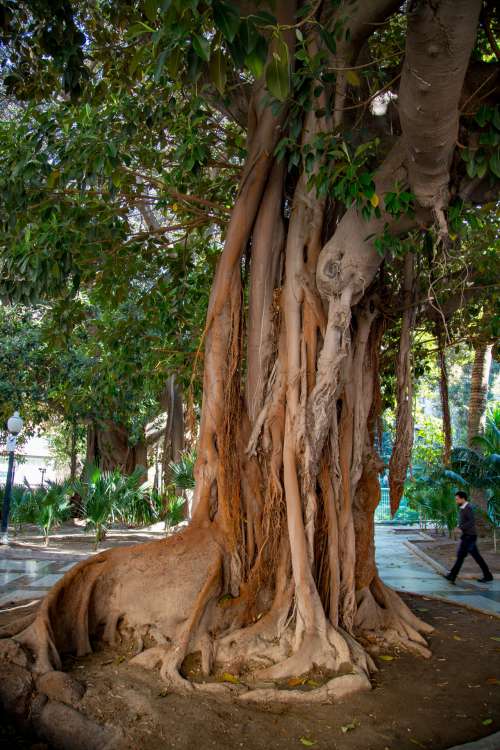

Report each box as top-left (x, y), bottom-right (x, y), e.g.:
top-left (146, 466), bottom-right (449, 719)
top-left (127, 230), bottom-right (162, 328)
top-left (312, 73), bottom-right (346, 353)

top-left (265, 34), bottom-right (290, 101)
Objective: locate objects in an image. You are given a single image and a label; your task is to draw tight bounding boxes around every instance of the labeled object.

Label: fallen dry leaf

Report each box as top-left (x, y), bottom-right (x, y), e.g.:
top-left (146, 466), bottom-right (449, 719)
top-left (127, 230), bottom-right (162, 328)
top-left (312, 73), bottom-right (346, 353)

top-left (341, 722), bottom-right (357, 733)
top-left (220, 672), bottom-right (239, 684)
top-left (300, 738), bottom-right (316, 746)
top-left (288, 677), bottom-right (306, 687)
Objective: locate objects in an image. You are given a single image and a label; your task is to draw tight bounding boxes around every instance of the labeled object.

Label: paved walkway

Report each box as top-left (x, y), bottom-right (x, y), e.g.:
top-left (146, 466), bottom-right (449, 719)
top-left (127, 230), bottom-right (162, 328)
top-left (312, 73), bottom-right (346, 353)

top-left (0, 527), bottom-right (499, 615)
top-left (376, 527), bottom-right (500, 617)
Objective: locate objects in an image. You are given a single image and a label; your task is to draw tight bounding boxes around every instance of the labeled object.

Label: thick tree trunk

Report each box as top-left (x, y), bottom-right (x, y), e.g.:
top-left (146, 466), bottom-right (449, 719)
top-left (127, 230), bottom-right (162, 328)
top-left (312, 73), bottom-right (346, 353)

top-left (388, 253), bottom-right (416, 514)
top-left (161, 375), bottom-right (185, 482)
top-left (86, 422), bottom-right (147, 475)
top-left (467, 343), bottom-right (493, 534)
top-left (467, 343), bottom-right (493, 447)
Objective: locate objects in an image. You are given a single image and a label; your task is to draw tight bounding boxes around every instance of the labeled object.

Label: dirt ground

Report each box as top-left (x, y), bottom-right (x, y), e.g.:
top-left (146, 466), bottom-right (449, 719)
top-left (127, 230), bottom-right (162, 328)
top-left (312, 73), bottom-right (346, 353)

top-left (412, 532), bottom-right (500, 577)
top-left (1, 594), bottom-right (499, 750)
top-left (8, 520), bottom-right (170, 557)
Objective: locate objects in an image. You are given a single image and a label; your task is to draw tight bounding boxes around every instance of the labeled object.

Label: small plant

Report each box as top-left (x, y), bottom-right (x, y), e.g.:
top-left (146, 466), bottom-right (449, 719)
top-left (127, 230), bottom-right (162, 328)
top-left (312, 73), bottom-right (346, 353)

top-left (8, 485), bottom-right (38, 531)
top-left (35, 483), bottom-right (72, 545)
top-left (168, 451), bottom-right (196, 491)
top-left (406, 466), bottom-right (464, 536)
top-left (74, 465), bottom-right (118, 549)
top-left (165, 495), bottom-right (186, 530)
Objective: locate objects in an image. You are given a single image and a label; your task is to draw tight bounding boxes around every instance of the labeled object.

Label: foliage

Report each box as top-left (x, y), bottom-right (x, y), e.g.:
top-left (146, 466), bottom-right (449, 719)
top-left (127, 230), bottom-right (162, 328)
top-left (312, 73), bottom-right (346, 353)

top-left (406, 467), bottom-right (463, 535)
top-left (168, 451), bottom-right (196, 491)
top-left (164, 495), bottom-right (186, 530)
top-left (74, 465), bottom-right (143, 547)
top-left (7, 484), bottom-right (40, 529)
top-left (35, 482), bottom-right (72, 544)
top-left (413, 415), bottom-right (445, 470)
top-left (451, 405), bottom-right (500, 527)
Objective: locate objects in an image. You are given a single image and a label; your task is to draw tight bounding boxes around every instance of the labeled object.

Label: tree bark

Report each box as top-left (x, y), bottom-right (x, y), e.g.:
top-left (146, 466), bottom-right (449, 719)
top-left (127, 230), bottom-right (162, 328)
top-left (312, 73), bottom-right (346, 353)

top-left (70, 421), bottom-right (78, 481)
top-left (467, 343), bottom-right (493, 446)
top-left (435, 323), bottom-right (452, 465)
top-left (86, 421), bottom-right (147, 475)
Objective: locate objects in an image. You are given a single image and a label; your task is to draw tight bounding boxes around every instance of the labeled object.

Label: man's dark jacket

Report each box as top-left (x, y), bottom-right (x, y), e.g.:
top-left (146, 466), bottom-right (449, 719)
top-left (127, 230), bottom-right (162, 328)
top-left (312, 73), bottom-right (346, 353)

top-left (458, 503), bottom-right (476, 536)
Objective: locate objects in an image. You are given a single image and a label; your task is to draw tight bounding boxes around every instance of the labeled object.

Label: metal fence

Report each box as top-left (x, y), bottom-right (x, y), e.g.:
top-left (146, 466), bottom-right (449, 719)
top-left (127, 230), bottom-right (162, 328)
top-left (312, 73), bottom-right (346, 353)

top-left (374, 486), bottom-right (420, 525)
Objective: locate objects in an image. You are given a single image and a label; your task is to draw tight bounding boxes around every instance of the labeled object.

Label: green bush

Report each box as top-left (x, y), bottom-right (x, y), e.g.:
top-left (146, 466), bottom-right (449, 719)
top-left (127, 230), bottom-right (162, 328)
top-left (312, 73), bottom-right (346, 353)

top-left (406, 466), bottom-right (464, 535)
top-left (168, 451), bottom-right (195, 490)
top-left (8, 485), bottom-right (39, 529)
top-left (35, 483), bottom-right (72, 545)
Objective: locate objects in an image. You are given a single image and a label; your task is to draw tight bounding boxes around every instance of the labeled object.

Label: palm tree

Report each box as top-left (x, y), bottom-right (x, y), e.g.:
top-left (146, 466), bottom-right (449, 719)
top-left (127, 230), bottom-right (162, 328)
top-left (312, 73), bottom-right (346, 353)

top-left (452, 406), bottom-right (500, 529)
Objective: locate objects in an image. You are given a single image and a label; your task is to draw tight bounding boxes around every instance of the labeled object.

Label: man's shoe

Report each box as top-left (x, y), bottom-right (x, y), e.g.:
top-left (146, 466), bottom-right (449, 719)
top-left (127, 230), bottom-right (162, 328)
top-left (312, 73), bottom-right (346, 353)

top-left (445, 574), bottom-right (456, 584)
top-left (477, 575), bottom-right (493, 583)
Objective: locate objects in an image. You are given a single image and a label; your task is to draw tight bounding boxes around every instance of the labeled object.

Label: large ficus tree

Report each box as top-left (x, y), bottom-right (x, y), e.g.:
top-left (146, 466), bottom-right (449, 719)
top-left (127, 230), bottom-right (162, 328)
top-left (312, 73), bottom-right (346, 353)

top-left (2, 0), bottom-right (499, 704)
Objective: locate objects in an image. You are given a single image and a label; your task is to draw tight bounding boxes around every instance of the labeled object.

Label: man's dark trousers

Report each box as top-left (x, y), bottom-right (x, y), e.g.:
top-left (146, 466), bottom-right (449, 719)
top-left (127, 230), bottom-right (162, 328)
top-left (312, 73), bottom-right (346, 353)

top-left (449, 534), bottom-right (491, 580)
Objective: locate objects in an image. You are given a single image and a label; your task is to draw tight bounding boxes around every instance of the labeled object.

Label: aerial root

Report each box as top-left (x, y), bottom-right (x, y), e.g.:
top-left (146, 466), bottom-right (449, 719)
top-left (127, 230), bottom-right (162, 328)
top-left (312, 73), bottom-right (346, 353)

top-left (238, 669), bottom-right (371, 704)
top-left (355, 578), bottom-right (433, 658)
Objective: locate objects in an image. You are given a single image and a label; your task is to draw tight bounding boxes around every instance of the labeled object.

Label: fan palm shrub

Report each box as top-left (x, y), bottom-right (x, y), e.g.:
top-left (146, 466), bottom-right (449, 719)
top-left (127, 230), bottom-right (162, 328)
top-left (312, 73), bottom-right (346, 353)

top-left (35, 483), bottom-right (72, 545)
top-left (168, 451), bottom-right (195, 491)
top-left (8, 485), bottom-right (39, 531)
top-left (406, 466), bottom-right (464, 535)
top-left (73, 465), bottom-right (120, 549)
top-left (451, 406), bottom-right (500, 528)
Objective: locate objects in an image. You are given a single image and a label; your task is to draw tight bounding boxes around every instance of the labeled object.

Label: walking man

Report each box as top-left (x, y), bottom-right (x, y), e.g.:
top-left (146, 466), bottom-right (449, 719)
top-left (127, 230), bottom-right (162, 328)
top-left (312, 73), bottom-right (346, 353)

top-left (445, 491), bottom-right (493, 584)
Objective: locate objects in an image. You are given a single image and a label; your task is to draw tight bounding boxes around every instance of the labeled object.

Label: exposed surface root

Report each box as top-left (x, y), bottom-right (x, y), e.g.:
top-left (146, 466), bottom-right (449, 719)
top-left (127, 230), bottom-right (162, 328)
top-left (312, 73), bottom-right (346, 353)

top-left (238, 669), bottom-right (371, 704)
top-left (355, 577), bottom-right (433, 658)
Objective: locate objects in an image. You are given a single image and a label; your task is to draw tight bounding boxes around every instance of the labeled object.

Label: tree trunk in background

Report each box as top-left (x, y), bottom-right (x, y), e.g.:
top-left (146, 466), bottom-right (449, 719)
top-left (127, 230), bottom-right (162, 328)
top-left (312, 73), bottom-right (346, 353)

top-left (467, 343), bottom-right (493, 446)
top-left (161, 375), bottom-right (185, 487)
top-left (436, 324), bottom-right (452, 465)
top-left (467, 343), bottom-right (493, 535)
top-left (70, 422), bottom-right (78, 481)
top-left (86, 421), bottom-right (147, 475)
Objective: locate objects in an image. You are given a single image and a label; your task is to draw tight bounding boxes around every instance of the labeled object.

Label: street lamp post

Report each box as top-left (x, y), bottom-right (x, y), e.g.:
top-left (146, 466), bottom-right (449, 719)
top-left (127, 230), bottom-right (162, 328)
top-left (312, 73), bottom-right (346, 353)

top-left (1, 411), bottom-right (24, 545)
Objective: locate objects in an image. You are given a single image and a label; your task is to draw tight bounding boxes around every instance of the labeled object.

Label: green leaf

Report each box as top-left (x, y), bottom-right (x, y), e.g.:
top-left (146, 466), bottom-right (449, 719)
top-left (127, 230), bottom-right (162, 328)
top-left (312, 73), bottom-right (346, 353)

top-left (213, 1), bottom-right (240, 43)
top-left (250, 11), bottom-right (277, 26)
top-left (47, 170), bottom-right (60, 188)
top-left (265, 38), bottom-right (290, 102)
top-left (466, 159), bottom-right (477, 179)
top-left (320, 28), bottom-right (337, 55)
top-left (489, 150), bottom-right (500, 179)
top-left (346, 69), bottom-right (361, 87)
top-left (245, 36), bottom-right (267, 79)
top-left (209, 48), bottom-right (227, 95)
top-left (341, 723), bottom-right (357, 734)
top-left (144, 0), bottom-right (159, 23)
top-left (300, 739), bottom-right (317, 747)
top-left (192, 34), bottom-right (210, 62)
top-left (238, 19), bottom-right (258, 54)
top-left (379, 654), bottom-right (395, 661)
top-left (482, 719), bottom-right (493, 726)
top-left (126, 21), bottom-right (154, 39)
top-left (167, 47), bottom-right (182, 78)
top-left (154, 49), bottom-right (168, 82)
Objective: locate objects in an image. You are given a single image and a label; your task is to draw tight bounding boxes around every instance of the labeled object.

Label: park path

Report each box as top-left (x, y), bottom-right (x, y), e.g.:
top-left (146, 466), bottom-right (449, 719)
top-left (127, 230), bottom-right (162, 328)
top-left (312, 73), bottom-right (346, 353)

top-left (0, 527), bottom-right (499, 616)
top-left (376, 527), bottom-right (500, 617)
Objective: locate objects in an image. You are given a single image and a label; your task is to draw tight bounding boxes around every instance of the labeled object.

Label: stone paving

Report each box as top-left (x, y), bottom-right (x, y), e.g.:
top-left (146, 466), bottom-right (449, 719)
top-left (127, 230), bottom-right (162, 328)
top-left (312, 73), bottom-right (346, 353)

top-left (0, 527), bottom-right (499, 616)
top-left (376, 527), bottom-right (500, 617)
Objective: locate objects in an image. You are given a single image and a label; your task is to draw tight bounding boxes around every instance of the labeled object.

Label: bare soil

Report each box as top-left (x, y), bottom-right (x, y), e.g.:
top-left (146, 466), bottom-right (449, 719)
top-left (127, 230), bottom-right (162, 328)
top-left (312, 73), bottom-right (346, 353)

top-left (412, 532), bottom-right (500, 577)
top-left (1, 595), bottom-right (499, 750)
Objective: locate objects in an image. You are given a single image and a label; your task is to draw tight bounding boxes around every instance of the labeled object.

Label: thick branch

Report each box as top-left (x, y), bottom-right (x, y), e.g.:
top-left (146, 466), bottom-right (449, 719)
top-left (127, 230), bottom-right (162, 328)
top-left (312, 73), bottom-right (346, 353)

top-left (399, 0), bottom-right (482, 210)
